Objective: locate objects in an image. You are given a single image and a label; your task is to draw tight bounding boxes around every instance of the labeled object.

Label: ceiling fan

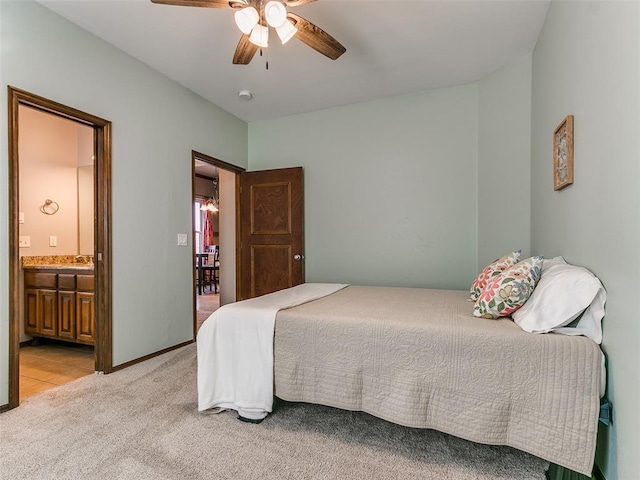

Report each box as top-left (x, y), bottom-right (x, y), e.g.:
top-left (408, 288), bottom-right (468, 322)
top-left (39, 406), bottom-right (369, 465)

top-left (150, 0), bottom-right (346, 65)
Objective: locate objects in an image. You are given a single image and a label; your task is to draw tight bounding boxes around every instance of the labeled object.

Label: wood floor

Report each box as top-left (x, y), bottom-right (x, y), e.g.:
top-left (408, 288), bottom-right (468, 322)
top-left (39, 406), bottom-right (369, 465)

top-left (196, 291), bottom-right (220, 331)
top-left (19, 340), bottom-right (94, 402)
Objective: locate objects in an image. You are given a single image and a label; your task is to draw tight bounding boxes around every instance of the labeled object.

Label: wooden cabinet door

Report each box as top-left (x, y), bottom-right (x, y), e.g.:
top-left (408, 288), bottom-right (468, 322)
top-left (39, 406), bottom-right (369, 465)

top-left (58, 291), bottom-right (76, 340)
top-left (24, 288), bottom-right (39, 334)
top-left (239, 167), bottom-right (304, 300)
top-left (38, 289), bottom-right (58, 337)
top-left (76, 292), bottom-right (95, 345)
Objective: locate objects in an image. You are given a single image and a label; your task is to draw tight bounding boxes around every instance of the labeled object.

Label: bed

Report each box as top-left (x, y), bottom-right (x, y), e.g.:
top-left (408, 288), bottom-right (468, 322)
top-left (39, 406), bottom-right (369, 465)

top-left (197, 283), bottom-right (604, 476)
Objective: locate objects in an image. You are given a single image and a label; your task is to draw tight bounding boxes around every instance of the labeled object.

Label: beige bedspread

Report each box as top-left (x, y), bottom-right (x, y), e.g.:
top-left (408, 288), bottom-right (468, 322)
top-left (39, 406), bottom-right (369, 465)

top-left (274, 286), bottom-right (603, 475)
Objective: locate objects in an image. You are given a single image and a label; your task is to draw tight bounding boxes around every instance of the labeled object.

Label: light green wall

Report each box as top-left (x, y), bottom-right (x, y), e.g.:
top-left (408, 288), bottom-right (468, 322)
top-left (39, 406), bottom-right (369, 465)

top-left (0, 0), bottom-right (248, 404)
top-left (478, 55), bottom-right (532, 268)
top-left (248, 59), bottom-right (533, 292)
top-left (531, 2), bottom-right (640, 479)
top-left (249, 85), bottom-right (479, 290)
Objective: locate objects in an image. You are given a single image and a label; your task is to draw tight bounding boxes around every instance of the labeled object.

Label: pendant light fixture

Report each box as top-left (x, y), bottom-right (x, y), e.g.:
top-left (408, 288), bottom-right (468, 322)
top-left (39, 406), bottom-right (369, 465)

top-left (200, 179), bottom-right (219, 212)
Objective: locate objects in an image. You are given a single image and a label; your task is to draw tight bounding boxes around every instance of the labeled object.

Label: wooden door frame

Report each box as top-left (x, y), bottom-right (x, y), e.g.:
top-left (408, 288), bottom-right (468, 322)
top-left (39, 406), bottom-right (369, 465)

top-left (7, 86), bottom-right (113, 409)
top-left (191, 150), bottom-right (244, 338)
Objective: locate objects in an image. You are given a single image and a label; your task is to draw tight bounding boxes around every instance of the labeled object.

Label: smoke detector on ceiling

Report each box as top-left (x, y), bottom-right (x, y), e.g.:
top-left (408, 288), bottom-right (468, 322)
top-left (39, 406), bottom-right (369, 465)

top-left (238, 90), bottom-right (253, 101)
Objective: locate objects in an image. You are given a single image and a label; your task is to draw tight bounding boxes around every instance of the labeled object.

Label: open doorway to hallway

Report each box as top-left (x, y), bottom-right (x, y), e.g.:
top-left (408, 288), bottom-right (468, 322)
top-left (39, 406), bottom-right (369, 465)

top-left (194, 174), bottom-right (220, 330)
top-left (191, 151), bottom-right (245, 336)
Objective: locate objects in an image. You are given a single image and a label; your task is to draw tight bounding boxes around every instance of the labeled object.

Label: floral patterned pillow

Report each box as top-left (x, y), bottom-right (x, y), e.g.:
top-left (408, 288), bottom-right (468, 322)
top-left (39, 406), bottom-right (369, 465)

top-left (469, 251), bottom-right (521, 301)
top-left (473, 256), bottom-right (544, 319)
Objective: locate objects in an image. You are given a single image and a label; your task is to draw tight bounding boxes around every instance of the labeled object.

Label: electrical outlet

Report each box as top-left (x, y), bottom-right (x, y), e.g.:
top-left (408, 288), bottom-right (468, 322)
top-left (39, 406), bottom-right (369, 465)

top-left (19, 236), bottom-right (30, 248)
top-left (177, 233), bottom-right (188, 246)
top-left (49, 236), bottom-right (57, 247)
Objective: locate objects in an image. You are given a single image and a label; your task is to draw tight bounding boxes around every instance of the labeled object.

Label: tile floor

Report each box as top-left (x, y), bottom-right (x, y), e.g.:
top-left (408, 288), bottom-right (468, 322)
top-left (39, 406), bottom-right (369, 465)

top-left (19, 341), bottom-right (95, 402)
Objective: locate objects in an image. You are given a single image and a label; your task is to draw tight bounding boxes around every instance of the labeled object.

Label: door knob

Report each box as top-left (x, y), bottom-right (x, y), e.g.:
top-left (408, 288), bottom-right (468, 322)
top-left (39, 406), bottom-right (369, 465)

top-left (293, 254), bottom-right (304, 261)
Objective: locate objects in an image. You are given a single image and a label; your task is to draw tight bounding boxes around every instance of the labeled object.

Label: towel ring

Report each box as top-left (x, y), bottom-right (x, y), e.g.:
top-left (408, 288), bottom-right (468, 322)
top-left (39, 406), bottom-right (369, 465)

top-left (40, 199), bottom-right (59, 215)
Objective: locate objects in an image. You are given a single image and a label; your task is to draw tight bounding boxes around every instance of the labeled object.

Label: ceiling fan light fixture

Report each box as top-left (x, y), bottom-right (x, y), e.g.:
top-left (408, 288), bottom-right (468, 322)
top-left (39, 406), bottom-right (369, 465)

top-left (276, 19), bottom-right (297, 45)
top-left (249, 23), bottom-right (269, 48)
top-left (234, 6), bottom-right (259, 34)
top-left (264, 1), bottom-right (287, 28)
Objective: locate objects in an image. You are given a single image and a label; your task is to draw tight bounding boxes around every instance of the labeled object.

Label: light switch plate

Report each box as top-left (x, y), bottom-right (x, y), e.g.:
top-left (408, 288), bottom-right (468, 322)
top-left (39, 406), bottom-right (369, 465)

top-left (19, 212), bottom-right (25, 224)
top-left (177, 233), bottom-right (188, 246)
top-left (19, 236), bottom-right (30, 247)
top-left (49, 235), bottom-right (57, 247)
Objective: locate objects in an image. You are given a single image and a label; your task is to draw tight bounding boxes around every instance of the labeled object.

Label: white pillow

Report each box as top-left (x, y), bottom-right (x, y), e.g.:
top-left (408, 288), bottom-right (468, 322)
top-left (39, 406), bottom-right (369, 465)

top-left (552, 288), bottom-right (606, 344)
top-left (513, 256), bottom-right (606, 343)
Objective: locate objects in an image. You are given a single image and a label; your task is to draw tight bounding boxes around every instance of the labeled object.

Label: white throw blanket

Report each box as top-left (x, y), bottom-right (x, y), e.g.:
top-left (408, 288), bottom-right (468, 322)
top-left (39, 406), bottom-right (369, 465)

top-left (197, 283), bottom-right (348, 420)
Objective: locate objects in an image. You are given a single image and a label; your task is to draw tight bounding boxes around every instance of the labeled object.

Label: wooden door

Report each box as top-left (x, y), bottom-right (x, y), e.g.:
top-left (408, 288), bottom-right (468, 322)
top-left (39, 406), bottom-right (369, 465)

top-left (239, 167), bottom-right (304, 300)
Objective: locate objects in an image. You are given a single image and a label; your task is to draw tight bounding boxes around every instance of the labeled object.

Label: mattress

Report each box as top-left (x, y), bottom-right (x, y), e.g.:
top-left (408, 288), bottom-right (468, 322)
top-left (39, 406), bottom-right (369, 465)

top-left (274, 286), bottom-right (603, 475)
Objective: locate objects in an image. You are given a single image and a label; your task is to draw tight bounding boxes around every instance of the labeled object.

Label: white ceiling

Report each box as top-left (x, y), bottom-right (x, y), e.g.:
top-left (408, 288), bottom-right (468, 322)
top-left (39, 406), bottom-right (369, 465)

top-left (37, 0), bottom-right (550, 122)
top-left (194, 158), bottom-right (219, 179)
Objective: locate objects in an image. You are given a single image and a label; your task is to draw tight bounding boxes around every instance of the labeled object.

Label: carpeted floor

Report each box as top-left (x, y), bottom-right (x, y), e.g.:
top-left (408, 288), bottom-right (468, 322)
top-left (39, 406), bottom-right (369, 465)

top-left (0, 344), bottom-right (548, 480)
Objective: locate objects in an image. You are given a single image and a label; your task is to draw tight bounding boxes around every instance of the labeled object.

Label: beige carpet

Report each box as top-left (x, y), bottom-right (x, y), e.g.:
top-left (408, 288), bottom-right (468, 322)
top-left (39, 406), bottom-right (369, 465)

top-left (0, 344), bottom-right (548, 480)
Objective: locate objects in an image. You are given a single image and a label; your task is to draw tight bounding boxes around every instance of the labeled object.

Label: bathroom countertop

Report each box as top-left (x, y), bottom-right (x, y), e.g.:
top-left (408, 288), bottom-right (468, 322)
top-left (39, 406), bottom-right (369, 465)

top-left (21, 255), bottom-right (94, 271)
top-left (21, 264), bottom-right (94, 271)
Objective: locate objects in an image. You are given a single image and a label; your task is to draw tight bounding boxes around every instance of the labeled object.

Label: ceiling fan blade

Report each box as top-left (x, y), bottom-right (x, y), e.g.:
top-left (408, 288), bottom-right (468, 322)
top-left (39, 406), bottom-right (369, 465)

top-left (287, 12), bottom-right (346, 60)
top-left (150, 0), bottom-right (234, 8)
top-left (284, 0), bottom-right (317, 7)
top-left (233, 34), bottom-right (259, 65)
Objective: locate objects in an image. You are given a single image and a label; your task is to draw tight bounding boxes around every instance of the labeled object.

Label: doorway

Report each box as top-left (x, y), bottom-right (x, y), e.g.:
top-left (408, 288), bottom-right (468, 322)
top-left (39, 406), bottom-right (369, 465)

top-left (191, 151), bottom-right (244, 336)
top-left (7, 87), bottom-right (113, 409)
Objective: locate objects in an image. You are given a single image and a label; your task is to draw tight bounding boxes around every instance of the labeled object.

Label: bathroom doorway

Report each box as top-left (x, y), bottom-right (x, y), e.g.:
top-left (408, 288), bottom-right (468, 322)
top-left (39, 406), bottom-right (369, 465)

top-left (7, 87), bottom-right (113, 409)
top-left (18, 105), bottom-right (95, 401)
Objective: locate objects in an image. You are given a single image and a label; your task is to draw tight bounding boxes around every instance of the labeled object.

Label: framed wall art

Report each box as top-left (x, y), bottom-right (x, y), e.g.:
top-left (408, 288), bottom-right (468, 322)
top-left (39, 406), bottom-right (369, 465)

top-left (553, 115), bottom-right (574, 191)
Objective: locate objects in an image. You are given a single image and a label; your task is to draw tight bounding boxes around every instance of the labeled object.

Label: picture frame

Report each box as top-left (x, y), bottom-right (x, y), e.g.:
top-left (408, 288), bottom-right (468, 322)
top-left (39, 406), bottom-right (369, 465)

top-left (553, 115), bottom-right (574, 191)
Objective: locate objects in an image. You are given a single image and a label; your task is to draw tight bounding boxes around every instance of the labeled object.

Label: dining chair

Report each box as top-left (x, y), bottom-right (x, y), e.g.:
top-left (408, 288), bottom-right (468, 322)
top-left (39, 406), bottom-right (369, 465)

top-left (211, 246), bottom-right (220, 293)
top-left (196, 253), bottom-right (216, 295)
top-left (204, 246), bottom-right (219, 293)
